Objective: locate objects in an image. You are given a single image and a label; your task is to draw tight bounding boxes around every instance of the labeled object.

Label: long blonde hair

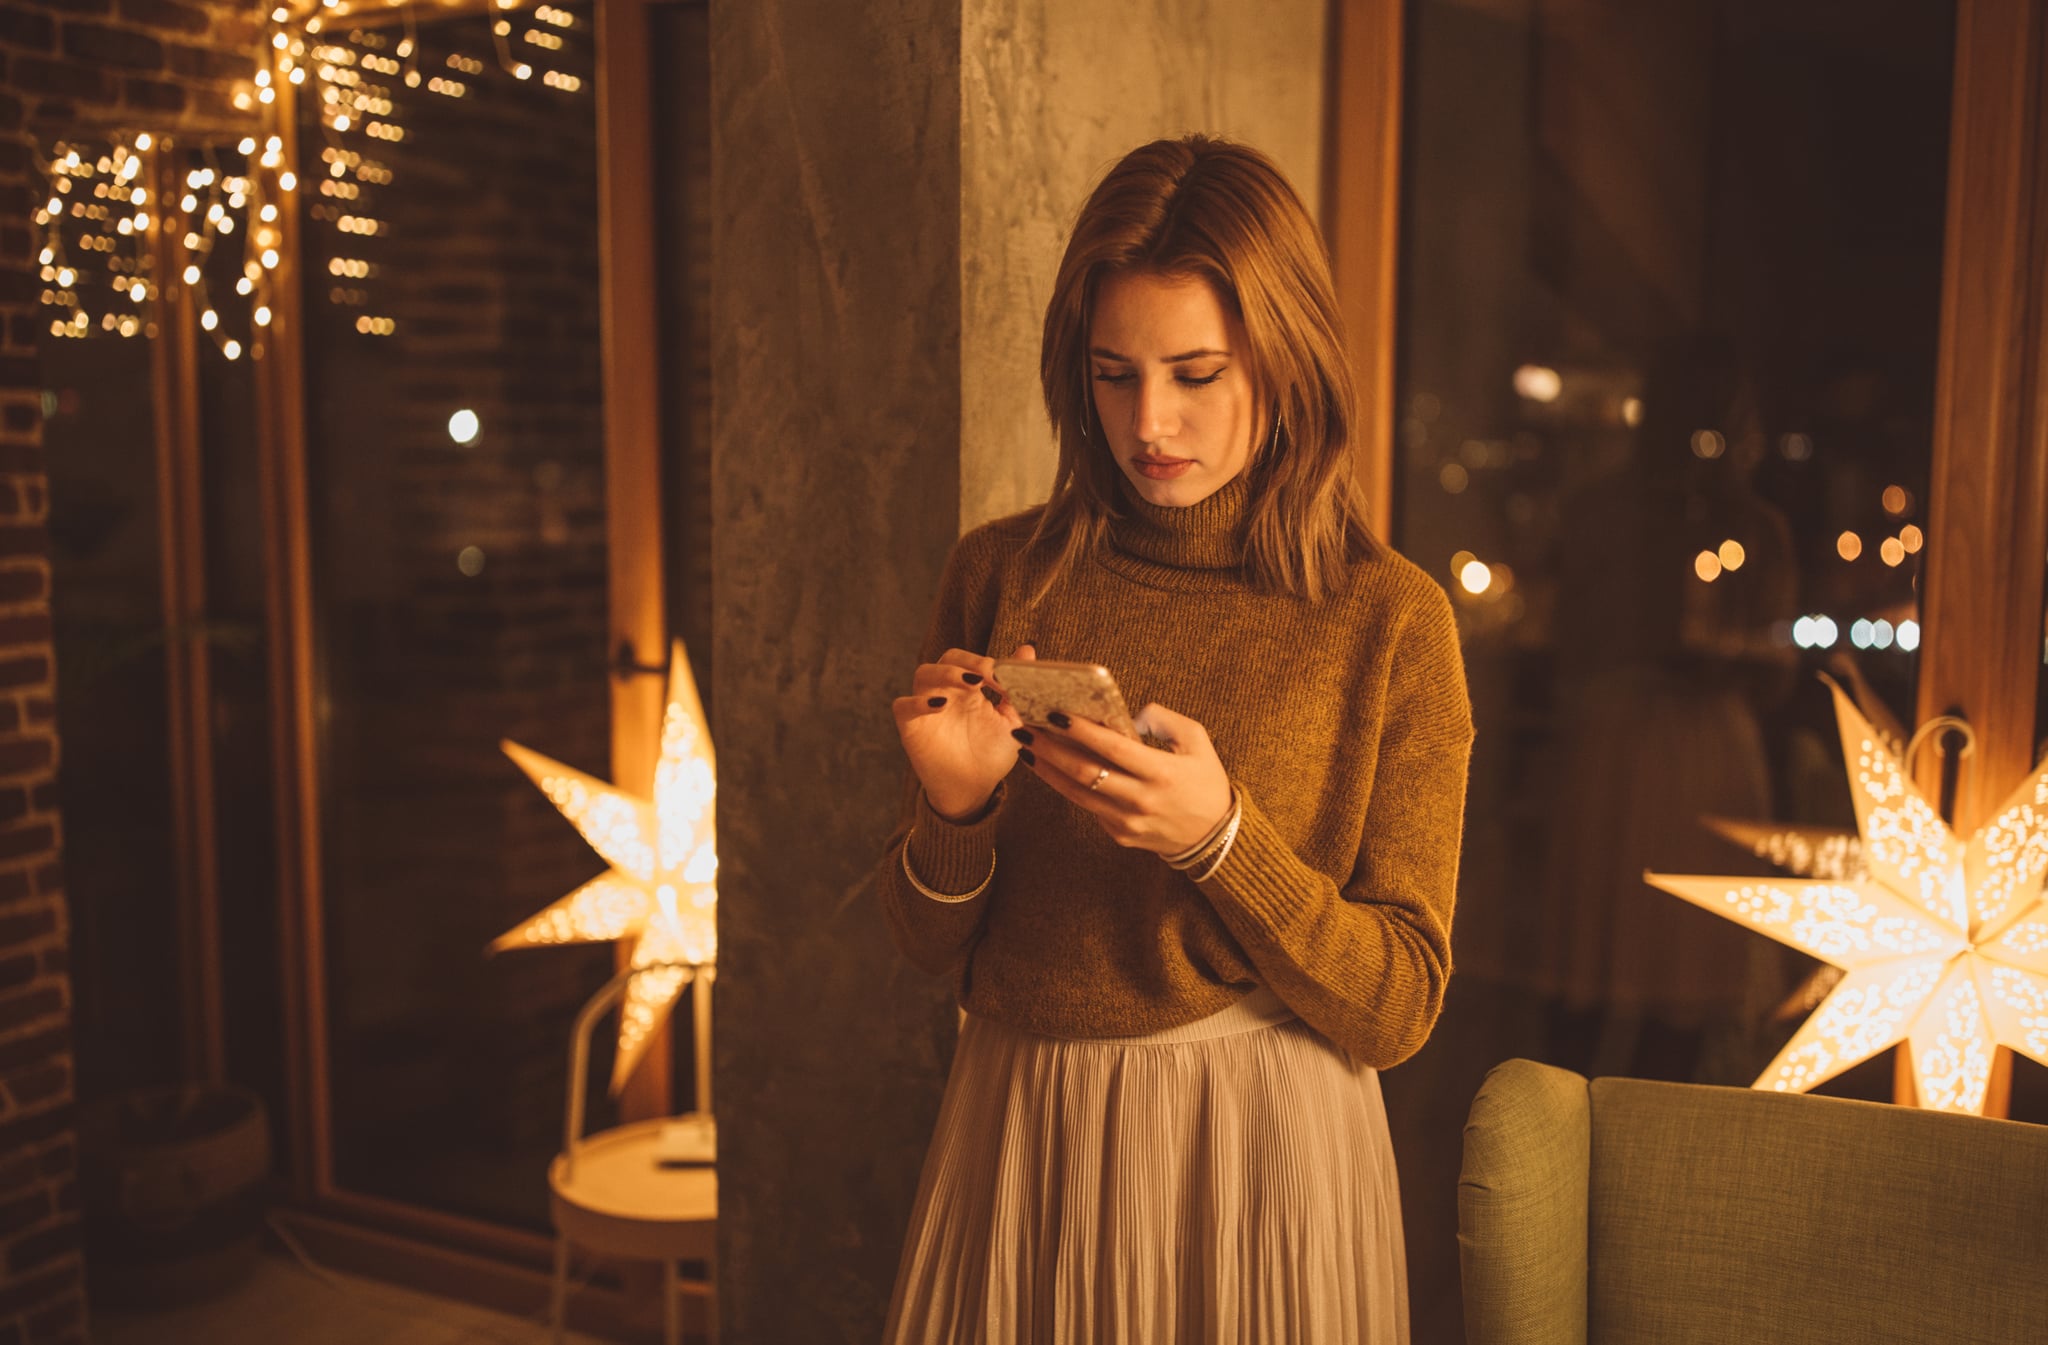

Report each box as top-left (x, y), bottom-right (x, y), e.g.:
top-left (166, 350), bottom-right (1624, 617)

top-left (1033, 134), bottom-right (1378, 602)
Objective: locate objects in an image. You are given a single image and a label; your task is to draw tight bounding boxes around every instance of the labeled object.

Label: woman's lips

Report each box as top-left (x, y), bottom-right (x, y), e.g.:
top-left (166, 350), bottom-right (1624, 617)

top-left (1132, 456), bottom-right (1193, 480)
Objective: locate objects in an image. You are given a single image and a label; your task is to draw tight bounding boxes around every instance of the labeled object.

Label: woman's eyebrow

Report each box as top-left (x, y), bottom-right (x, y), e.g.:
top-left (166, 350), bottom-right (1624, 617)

top-left (1087, 346), bottom-right (1231, 363)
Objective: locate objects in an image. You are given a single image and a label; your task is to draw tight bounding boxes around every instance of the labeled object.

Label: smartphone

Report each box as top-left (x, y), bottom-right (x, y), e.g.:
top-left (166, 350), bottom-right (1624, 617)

top-left (992, 659), bottom-right (1172, 749)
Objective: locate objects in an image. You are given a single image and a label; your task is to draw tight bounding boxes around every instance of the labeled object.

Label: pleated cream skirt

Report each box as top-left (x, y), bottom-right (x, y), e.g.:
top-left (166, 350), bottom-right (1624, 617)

top-left (883, 987), bottom-right (1409, 1345)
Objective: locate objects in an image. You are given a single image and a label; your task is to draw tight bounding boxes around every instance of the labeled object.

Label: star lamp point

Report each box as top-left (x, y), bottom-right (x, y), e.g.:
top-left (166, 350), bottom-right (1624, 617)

top-left (1648, 678), bottom-right (2048, 1115)
top-left (491, 641), bottom-right (716, 1093)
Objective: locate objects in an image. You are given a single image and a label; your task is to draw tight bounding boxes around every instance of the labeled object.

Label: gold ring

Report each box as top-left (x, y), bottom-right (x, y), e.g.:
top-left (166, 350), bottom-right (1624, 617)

top-left (1090, 766), bottom-right (1109, 791)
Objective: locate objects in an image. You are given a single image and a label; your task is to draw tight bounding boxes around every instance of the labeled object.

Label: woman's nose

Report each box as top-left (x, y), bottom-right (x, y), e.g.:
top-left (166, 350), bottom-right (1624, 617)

top-left (1132, 377), bottom-right (1178, 445)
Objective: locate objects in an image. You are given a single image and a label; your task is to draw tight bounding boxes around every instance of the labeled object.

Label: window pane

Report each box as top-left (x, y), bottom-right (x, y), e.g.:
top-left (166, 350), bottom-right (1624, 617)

top-left (43, 304), bottom-right (181, 1103)
top-left (1386, 0), bottom-right (1955, 1332)
top-left (301, 3), bottom-right (615, 1232)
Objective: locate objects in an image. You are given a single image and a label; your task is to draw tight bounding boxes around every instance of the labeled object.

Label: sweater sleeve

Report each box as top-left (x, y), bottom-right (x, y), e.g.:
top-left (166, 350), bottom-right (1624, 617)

top-left (1195, 580), bottom-right (1474, 1068)
top-left (872, 529), bottom-right (1011, 979)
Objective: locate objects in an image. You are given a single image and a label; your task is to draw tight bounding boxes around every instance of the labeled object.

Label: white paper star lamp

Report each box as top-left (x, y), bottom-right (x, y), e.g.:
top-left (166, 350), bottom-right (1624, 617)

top-left (1647, 678), bottom-right (2048, 1115)
top-left (491, 641), bottom-right (716, 1094)
top-left (1691, 815), bottom-right (1866, 1024)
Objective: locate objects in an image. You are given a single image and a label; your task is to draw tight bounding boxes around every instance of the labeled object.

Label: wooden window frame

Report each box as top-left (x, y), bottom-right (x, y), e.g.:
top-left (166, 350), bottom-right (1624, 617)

top-left (1323, 0), bottom-right (1404, 543)
top-left (149, 147), bottom-right (228, 1091)
top-left (1909, 0), bottom-right (2048, 1115)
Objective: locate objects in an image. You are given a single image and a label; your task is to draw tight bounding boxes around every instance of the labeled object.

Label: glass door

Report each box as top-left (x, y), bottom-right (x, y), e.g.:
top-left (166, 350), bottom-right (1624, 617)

top-left (1396, 0), bottom-right (1955, 1094)
top-left (247, 1), bottom-right (702, 1284)
top-left (295, 0), bottom-right (617, 1234)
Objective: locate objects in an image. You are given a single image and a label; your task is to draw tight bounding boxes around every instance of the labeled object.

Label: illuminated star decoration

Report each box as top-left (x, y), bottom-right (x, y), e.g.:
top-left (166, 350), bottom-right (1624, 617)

top-left (1647, 677), bottom-right (2048, 1115)
top-left (1696, 815), bottom-right (1864, 1021)
top-left (491, 641), bottom-right (716, 1093)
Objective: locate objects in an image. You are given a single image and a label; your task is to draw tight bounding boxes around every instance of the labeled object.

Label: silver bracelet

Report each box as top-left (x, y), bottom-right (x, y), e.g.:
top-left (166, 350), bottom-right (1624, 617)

top-left (1163, 792), bottom-right (1236, 868)
top-left (1169, 789), bottom-right (1242, 874)
top-left (902, 831), bottom-right (996, 903)
top-left (1187, 801), bottom-right (1244, 883)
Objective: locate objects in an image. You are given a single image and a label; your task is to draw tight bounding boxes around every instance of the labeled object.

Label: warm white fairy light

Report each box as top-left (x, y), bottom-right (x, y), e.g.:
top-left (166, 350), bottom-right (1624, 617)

top-left (1648, 678), bottom-right (2048, 1115)
top-left (42, 5), bottom-right (591, 355)
top-left (163, 134), bottom-right (288, 361)
top-left (285, 3), bottom-right (590, 335)
top-left (36, 137), bottom-right (168, 343)
top-left (493, 642), bottom-right (718, 1093)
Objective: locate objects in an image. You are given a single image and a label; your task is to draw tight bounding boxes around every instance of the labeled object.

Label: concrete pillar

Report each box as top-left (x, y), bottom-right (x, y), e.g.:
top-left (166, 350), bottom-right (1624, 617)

top-left (710, 4), bottom-right (1324, 1338)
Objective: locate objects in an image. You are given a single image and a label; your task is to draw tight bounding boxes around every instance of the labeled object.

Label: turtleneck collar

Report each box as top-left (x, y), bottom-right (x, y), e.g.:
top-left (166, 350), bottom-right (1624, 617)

top-left (1107, 470), bottom-right (1253, 573)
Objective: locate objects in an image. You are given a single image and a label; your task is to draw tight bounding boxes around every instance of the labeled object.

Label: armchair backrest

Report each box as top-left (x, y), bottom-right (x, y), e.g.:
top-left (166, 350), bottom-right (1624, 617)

top-left (1460, 1058), bottom-right (2048, 1345)
top-left (1458, 1058), bottom-right (1590, 1345)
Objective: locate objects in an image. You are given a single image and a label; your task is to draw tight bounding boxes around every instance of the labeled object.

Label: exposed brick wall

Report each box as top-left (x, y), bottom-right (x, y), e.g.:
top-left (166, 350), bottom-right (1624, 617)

top-left (0, 106), bottom-right (84, 1342)
top-left (7, 0), bottom-right (260, 135)
top-left (1, 0), bottom-right (261, 1337)
top-left (0, 191), bottom-right (81, 1340)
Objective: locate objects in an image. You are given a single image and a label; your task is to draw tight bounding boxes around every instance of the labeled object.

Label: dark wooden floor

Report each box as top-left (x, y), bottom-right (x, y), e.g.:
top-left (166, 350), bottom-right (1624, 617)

top-left (91, 1250), bottom-right (624, 1345)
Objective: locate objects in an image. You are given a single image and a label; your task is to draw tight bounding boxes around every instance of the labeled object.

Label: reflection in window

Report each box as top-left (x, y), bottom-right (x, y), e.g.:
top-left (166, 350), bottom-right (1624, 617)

top-left (1398, 0), bottom-right (1952, 1084)
top-left (1384, 4), bottom-right (1960, 1335)
top-left (299, 2), bottom-right (616, 1232)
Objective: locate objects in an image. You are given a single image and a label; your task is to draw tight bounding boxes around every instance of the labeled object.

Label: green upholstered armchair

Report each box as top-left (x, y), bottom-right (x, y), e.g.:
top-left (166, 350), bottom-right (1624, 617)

top-left (1457, 1058), bottom-right (2048, 1345)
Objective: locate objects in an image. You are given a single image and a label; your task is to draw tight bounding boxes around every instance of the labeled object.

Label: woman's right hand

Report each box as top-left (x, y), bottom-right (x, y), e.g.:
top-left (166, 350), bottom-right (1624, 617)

top-left (892, 644), bottom-right (1034, 821)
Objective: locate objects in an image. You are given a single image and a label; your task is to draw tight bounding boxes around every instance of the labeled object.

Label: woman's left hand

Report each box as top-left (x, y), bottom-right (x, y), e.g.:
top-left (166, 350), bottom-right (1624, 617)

top-left (1019, 703), bottom-right (1233, 856)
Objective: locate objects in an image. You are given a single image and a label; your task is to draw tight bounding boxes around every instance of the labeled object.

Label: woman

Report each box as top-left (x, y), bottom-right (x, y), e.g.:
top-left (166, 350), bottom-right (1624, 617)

top-left (876, 135), bottom-right (1473, 1344)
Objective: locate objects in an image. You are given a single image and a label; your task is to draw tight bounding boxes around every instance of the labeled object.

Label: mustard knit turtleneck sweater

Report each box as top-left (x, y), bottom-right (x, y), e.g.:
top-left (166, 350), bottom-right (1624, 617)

top-left (874, 474), bottom-right (1475, 1069)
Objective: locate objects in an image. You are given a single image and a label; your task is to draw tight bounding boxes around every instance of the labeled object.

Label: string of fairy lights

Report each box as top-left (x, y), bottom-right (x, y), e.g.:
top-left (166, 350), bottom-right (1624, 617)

top-left (36, 140), bottom-right (155, 343)
top-left (35, 0), bottom-right (587, 360)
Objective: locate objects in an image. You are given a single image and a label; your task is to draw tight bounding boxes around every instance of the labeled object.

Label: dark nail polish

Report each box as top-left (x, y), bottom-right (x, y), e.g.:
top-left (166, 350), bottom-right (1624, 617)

top-left (961, 672), bottom-right (983, 685)
top-left (927, 696), bottom-right (946, 708)
top-left (980, 686), bottom-right (1003, 707)
top-left (1047, 710), bottom-right (1071, 729)
top-left (1011, 728), bottom-right (1033, 745)
top-left (1018, 747), bottom-right (1036, 766)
